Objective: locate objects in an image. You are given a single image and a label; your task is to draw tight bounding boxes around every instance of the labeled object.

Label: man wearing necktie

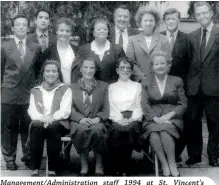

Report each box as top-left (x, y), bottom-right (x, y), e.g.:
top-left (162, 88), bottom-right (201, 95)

top-left (185, 2), bottom-right (219, 167)
top-left (1, 15), bottom-right (41, 170)
top-left (161, 8), bottom-right (191, 163)
top-left (108, 4), bottom-right (139, 53)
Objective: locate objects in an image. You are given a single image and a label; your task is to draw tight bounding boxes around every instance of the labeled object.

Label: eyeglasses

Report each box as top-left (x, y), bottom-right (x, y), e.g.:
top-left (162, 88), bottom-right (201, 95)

top-left (119, 66), bottom-right (132, 71)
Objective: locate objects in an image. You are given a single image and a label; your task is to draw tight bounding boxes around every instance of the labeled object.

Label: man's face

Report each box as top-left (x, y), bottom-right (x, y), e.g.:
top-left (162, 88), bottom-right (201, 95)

top-left (35, 11), bottom-right (50, 30)
top-left (164, 12), bottom-right (180, 33)
top-left (114, 8), bottom-right (130, 31)
top-left (12, 17), bottom-right (28, 39)
top-left (195, 4), bottom-right (213, 28)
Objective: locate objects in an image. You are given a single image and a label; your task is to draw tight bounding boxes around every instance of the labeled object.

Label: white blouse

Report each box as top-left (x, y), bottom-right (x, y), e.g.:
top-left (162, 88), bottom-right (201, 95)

top-left (144, 36), bottom-right (152, 49)
top-left (91, 40), bottom-right (110, 61)
top-left (109, 79), bottom-right (143, 122)
top-left (57, 44), bottom-right (75, 84)
top-left (155, 75), bottom-right (167, 97)
top-left (28, 84), bottom-right (72, 121)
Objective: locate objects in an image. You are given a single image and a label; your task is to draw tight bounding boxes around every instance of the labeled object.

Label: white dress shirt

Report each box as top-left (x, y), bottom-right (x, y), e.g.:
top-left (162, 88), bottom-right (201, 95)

top-left (201, 22), bottom-right (214, 47)
top-left (115, 27), bottom-right (129, 52)
top-left (166, 29), bottom-right (178, 43)
top-left (57, 44), bottom-right (75, 84)
top-left (144, 36), bottom-right (152, 49)
top-left (155, 75), bottom-right (168, 97)
top-left (14, 37), bottom-right (26, 55)
top-left (28, 84), bottom-right (72, 121)
top-left (109, 79), bottom-right (143, 122)
top-left (91, 40), bottom-right (110, 61)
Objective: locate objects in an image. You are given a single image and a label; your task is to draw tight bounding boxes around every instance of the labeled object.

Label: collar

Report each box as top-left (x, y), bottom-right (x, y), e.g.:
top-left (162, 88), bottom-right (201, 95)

top-left (91, 40), bottom-right (110, 54)
top-left (155, 74), bottom-right (168, 83)
top-left (36, 29), bottom-right (48, 38)
top-left (117, 78), bottom-right (132, 84)
top-left (166, 29), bottom-right (178, 37)
top-left (115, 26), bottom-right (128, 35)
top-left (14, 36), bottom-right (26, 46)
top-left (201, 22), bottom-right (214, 33)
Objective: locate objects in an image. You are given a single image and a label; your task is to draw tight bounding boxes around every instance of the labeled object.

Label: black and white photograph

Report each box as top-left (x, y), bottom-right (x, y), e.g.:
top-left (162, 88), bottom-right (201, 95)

top-left (1, 1), bottom-right (219, 183)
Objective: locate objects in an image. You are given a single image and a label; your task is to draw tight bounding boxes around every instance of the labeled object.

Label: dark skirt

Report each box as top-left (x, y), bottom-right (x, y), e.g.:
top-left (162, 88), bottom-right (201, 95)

top-left (70, 121), bottom-right (108, 154)
top-left (141, 119), bottom-right (183, 141)
top-left (108, 111), bottom-right (142, 152)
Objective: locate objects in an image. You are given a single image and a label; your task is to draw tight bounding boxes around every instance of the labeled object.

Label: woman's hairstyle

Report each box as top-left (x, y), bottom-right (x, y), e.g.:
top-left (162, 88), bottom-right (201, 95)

top-left (135, 6), bottom-right (160, 29)
top-left (12, 14), bottom-right (30, 27)
top-left (55, 17), bottom-right (74, 32)
top-left (79, 56), bottom-right (99, 71)
top-left (116, 56), bottom-right (134, 70)
top-left (150, 50), bottom-right (172, 67)
top-left (163, 8), bottom-right (181, 20)
top-left (87, 18), bottom-right (110, 43)
top-left (37, 59), bottom-right (63, 85)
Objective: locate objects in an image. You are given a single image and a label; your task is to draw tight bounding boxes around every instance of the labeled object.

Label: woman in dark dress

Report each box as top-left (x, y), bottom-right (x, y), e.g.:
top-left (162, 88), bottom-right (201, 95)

top-left (72, 18), bottom-right (125, 84)
top-left (28, 60), bottom-right (72, 176)
top-left (141, 51), bottom-right (187, 177)
top-left (107, 56), bottom-right (143, 175)
top-left (69, 57), bottom-right (109, 176)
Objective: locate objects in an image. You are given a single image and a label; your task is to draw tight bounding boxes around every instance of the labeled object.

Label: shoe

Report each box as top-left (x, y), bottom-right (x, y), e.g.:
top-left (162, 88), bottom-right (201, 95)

top-left (21, 156), bottom-right (30, 162)
top-left (176, 156), bottom-right (182, 163)
top-left (6, 161), bottom-right (17, 171)
top-left (95, 172), bottom-right (104, 176)
top-left (48, 171), bottom-right (56, 176)
top-left (48, 174), bottom-right (56, 177)
top-left (78, 172), bottom-right (88, 176)
top-left (209, 158), bottom-right (219, 167)
top-left (186, 156), bottom-right (201, 165)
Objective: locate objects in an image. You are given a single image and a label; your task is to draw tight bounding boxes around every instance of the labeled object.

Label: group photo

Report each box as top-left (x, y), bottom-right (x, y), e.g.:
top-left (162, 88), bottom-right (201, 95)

top-left (1, 1), bottom-right (219, 180)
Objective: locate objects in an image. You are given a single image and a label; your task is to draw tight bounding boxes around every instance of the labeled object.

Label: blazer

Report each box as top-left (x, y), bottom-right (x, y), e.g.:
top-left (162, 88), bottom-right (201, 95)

top-left (108, 26), bottom-right (139, 44)
top-left (27, 32), bottom-right (57, 49)
top-left (126, 32), bottom-right (171, 82)
top-left (73, 42), bottom-right (125, 84)
top-left (141, 75), bottom-right (187, 130)
top-left (1, 39), bottom-right (41, 104)
top-left (69, 80), bottom-right (109, 122)
top-left (187, 24), bottom-right (219, 96)
top-left (160, 30), bottom-right (191, 85)
top-left (43, 43), bottom-right (79, 83)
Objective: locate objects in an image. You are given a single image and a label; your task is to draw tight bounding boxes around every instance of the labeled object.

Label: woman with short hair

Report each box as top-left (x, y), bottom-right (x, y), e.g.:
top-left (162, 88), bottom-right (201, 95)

top-left (141, 51), bottom-right (187, 177)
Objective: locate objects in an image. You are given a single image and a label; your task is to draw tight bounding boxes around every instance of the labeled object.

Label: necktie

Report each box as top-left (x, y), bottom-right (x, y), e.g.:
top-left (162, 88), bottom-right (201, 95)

top-left (18, 41), bottom-right (25, 59)
top-left (200, 28), bottom-right (207, 63)
top-left (84, 92), bottom-right (92, 116)
top-left (169, 33), bottom-right (175, 51)
top-left (119, 30), bottom-right (123, 47)
top-left (40, 34), bottom-right (47, 52)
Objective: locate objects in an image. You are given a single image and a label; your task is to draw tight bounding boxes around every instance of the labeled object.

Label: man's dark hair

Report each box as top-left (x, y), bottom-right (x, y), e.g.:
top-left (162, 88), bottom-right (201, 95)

top-left (114, 4), bottom-right (130, 15)
top-left (35, 8), bottom-right (51, 19)
top-left (11, 14), bottom-right (29, 27)
top-left (163, 8), bottom-right (181, 20)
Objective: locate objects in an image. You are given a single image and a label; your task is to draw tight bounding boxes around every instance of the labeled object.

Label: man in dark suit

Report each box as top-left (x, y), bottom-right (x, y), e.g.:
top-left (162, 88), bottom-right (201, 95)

top-left (185, 2), bottom-right (219, 167)
top-left (108, 4), bottom-right (138, 53)
top-left (1, 15), bottom-right (41, 170)
top-left (27, 8), bottom-right (57, 52)
top-left (161, 8), bottom-right (191, 162)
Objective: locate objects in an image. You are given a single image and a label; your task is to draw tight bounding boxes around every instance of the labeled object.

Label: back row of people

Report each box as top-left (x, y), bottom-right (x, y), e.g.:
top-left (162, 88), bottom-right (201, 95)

top-left (1, 1), bottom-right (219, 176)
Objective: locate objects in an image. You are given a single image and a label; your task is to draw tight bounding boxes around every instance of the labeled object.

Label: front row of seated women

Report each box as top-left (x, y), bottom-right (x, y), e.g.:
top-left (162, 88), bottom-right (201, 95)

top-left (27, 50), bottom-right (187, 177)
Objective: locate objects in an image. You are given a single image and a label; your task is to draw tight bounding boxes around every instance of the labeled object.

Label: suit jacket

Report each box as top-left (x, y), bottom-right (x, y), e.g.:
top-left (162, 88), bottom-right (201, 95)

top-left (73, 42), bottom-right (125, 84)
top-left (160, 30), bottom-right (190, 85)
top-left (141, 75), bottom-right (187, 130)
top-left (1, 39), bottom-right (41, 104)
top-left (69, 80), bottom-right (109, 122)
top-left (108, 26), bottom-right (139, 44)
top-left (43, 43), bottom-right (79, 83)
top-left (126, 32), bottom-right (171, 82)
top-left (27, 32), bottom-right (57, 49)
top-left (187, 24), bottom-right (219, 96)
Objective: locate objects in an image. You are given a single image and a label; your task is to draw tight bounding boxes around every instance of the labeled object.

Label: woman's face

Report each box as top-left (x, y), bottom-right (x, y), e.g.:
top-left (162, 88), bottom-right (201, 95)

top-left (140, 13), bottom-right (156, 36)
top-left (93, 22), bottom-right (108, 40)
top-left (117, 61), bottom-right (132, 81)
top-left (152, 56), bottom-right (170, 76)
top-left (56, 23), bottom-right (72, 42)
top-left (80, 60), bottom-right (96, 80)
top-left (43, 64), bottom-right (59, 85)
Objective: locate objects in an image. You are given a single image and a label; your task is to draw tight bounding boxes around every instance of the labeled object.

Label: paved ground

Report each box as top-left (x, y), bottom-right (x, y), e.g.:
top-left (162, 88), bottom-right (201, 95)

top-left (1, 122), bottom-right (219, 184)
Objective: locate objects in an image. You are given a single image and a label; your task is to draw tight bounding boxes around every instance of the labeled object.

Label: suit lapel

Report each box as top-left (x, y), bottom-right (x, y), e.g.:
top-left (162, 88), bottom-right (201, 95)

top-left (151, 75), bottom-right (162, 98)
top-left (31, 33), bottom-right (40, 44)
top-left (204, 25), bottom-right (218, 60)
top-left (74, 84), bottom-right (86, 115)
top-left (149, 34), bottom-right (159, 54)
top-left (23, 41), bottom-right (35, 72)
top-left (172, 31), bottom-right (183, 55)
top-left (48, 34), bottom-right (57, 47)
top-left (9, 40), bottom-right (25, 72)
top-left (137, 33), bottom-right (150, 55)
top-left (194, 28), bottom-right (202, 60)
top-left (89, 81), bottom-right (99, 114)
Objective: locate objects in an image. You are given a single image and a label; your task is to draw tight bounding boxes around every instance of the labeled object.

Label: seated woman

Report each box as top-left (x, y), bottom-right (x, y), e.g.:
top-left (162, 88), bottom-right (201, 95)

top-left (141, 51), bottom-right (187, 177)
top-left (43, 17), bottom-right (79, 84)
top-left (107, 56), bottom-right (143, 176)
top-left (28, 60), bottom-right (72, 176)
top-left (69, 57), bottom-right (109, 176)
top-left (73, 18), bottom-right (125, 84)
